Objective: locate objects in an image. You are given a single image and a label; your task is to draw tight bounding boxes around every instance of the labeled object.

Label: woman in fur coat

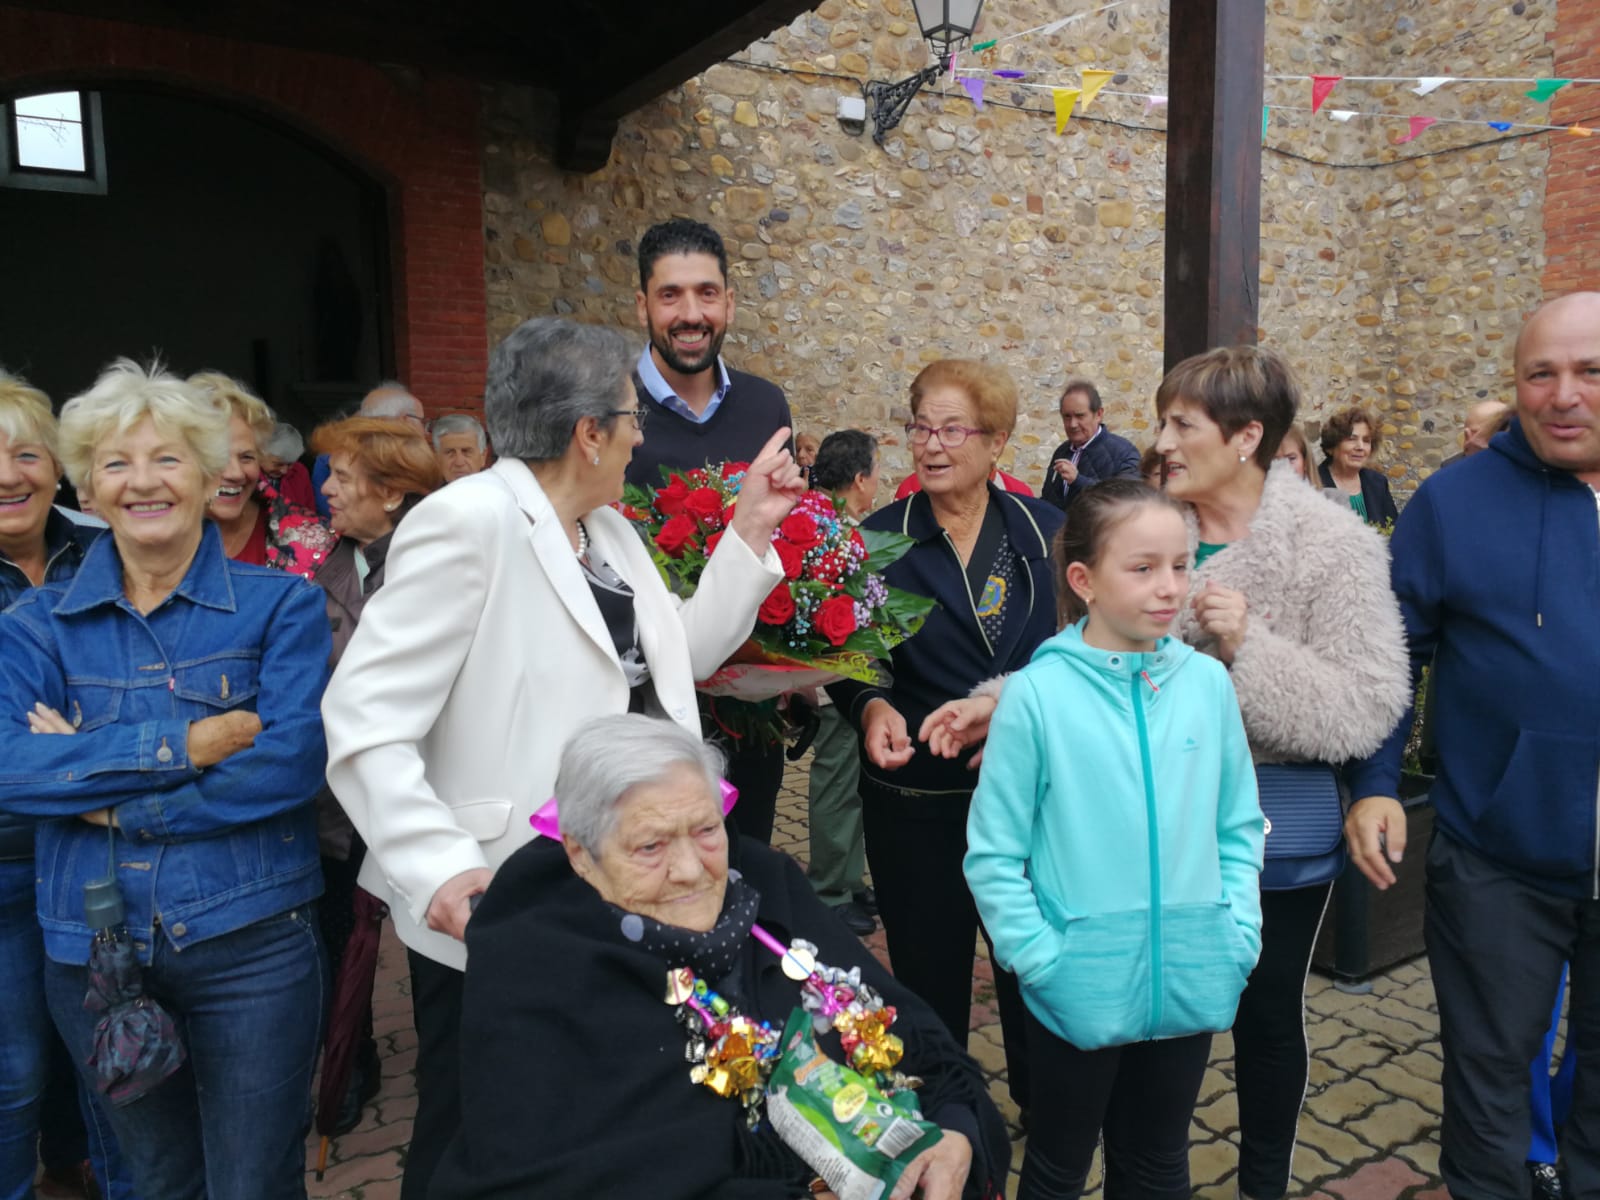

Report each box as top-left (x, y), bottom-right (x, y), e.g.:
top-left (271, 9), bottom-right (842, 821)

top-left (1151, 347), bottom-right (1410, 1200)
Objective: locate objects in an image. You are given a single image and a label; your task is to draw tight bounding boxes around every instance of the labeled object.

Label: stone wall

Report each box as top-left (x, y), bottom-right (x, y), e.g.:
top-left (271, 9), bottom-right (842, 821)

top-left (483, 0), bottom-right (1563, 496)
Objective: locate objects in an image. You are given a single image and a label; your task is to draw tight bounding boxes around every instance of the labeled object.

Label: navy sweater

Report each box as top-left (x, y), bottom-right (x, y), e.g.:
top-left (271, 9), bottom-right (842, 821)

top-left (829, 485), bottom-right (1064, 796)
top-left (1350, 419), bottom-right (1600, 897)
top-left (626, 368), bottom-right (792, 487)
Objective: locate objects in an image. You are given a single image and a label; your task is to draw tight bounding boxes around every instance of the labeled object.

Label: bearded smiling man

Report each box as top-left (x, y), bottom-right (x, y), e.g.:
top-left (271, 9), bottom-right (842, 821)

top-left (625, 219), bottom-right (793, 492)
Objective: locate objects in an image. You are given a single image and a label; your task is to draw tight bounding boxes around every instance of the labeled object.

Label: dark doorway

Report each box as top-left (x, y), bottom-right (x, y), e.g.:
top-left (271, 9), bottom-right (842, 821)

top-left (0, 85), bottom-right (391, 434)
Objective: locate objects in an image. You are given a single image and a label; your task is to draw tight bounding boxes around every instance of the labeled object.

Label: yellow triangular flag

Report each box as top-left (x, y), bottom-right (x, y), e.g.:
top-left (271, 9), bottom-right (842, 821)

top-left (1053, 88), bottom-right (1081, 134)
top-left (1080, 69), bottom-right (1114, 110)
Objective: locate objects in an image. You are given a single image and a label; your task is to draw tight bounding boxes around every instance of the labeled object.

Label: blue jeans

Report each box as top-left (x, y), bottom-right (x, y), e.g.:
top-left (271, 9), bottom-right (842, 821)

top-left (0, 858), bottom-right (132, 1200)
top-left (44, 905), bottom-right (325, 1200)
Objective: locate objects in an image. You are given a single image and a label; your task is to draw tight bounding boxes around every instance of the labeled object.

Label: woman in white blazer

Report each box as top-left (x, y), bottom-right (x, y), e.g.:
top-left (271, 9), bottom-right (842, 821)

top-left (321, 317), bottom-right (801, 1200)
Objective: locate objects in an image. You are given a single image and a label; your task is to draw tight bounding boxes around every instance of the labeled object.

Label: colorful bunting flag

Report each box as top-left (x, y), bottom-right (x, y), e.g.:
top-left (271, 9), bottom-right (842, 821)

top-left (1079, 69), bottom-right (1115, 109)
top-left (1411, 77), bottom-right (1454, 96)
top-left (1395, 115), bottom-right (1437, 144)
top-left (1527, 79), bottom-right (1572, 102)
top-left (994, 69), bottom-right (1026, 79)
top-left (1144, 95), bottom-right (1168, 115)
top-left (1487, 121), bottom-right (1514, 131)
top-left (961, 77), bottom-right (986, 110)
top-left (1328, 110), bottom-right (1358, 123)
top-left (1571, 125), bottom-right (1595, 137)
top-left (1262, 105), bottom-right (1270, 142)
top-left (1311, 75), bottom-right (1343, 114)
top-left (1053, 88), bottom-right (1081, 134)
top-left (972, 39), bottom-right (997, 52)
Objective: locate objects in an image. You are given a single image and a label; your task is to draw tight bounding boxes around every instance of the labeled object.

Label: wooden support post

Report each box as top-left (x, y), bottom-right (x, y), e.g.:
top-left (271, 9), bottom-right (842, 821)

top-left (1163, 0), bottom-right (1266, 372)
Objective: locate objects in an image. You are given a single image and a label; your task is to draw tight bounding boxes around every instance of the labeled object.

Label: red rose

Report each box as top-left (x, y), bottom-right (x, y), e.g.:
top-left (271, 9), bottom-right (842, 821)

top-left (704, 531), bottom-right (724, 557)
top-left (720, 461), bottom-right (751, 480)
top-left (774, 538), bottom-right (806, 580)
top-left (779, 512), bottom-right (821, 551)
top-left (811, 550), bottom-right (846, 584)
top-left (757, 583), bottom-right (796, 626)
top-left (684, 487), bottom-right (724, 525)
top-left (723, 504), bottom-right (738, 527)
top-left (656, 477), bottom-right (691, 518)
top-left (815, 594), bottom-right (858, 647)
top-left (654, 514), bottom-right (698, 557)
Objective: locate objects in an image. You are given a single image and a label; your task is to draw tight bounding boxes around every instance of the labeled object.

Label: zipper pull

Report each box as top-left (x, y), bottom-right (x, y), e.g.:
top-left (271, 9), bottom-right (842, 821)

top-left (1141, 669), bottom-right (1160, 694)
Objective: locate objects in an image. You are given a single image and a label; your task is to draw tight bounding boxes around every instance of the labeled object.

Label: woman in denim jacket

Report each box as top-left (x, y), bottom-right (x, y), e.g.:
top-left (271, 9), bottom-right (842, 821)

top-left (0, 360), bottom-right (332, 1200)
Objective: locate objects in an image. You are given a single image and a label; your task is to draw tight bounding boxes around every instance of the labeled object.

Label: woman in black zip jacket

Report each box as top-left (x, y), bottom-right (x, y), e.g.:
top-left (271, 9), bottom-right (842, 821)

top-left (829, 359), bottom-right (1062, 1121)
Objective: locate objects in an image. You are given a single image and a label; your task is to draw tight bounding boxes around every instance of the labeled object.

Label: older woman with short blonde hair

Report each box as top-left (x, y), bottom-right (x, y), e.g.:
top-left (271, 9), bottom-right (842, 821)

top-left (0, 370), bottom-right (130, 1200)
top-left (828, 359), bottom-right (1064, 1119)
top-left (189, 371), bottom-right (333, 574)
top-left (0, 359), bottom-right (333, 1199)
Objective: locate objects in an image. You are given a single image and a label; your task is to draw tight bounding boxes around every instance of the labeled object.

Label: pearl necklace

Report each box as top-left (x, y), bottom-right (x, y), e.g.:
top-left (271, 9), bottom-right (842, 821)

top-left (575, 520), bottom-right (589, 559)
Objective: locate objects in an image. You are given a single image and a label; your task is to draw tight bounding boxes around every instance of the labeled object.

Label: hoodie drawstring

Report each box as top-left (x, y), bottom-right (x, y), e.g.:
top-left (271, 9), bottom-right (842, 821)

top-left (1536, 472), bottom-right (1550, 628)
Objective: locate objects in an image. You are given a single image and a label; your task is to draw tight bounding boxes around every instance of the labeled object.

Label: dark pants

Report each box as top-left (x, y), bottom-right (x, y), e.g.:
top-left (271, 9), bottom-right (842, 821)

top-left (44, 907), bottom-right (325, 1200)
top-left (1018, 1009), bottom-right (1211, 1200)
top-left (723, 735), bottom-right (783, 847)
top-left (1232, 880), bottom-right (1333, 1199)
top-left (859, 775), bottom-right (1030, 1108)
top-left (402, 950), bottom-right (465, 1200)
top-left (1425, 830), bottom-right (1600, 1198)
top-left (0, 858), bottom-right (131, 1200)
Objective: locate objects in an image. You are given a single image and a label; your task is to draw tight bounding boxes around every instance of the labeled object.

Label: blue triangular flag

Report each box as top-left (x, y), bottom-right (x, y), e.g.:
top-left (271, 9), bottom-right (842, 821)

top-left (1488, 121), bottom-right (1513, 132)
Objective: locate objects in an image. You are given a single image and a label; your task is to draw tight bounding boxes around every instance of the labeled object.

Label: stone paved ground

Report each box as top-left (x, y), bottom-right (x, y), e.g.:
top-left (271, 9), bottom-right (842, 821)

top-left (300, 759), bottom-right (1450, 1200)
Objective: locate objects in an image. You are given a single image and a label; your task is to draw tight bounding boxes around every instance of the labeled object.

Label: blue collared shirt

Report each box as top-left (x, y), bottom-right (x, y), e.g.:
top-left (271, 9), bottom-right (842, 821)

top-left (636, 345), bottom-right (732, 425)
top-left (0, 523), bottom-right (331, 963)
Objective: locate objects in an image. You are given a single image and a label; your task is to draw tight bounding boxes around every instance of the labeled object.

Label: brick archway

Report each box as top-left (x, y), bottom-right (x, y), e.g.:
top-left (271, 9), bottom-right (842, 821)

top-left (0, 6), bottom-right (486, 412)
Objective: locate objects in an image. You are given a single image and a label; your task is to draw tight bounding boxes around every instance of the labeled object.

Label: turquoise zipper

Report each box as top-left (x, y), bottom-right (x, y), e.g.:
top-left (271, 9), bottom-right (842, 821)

top-left (1130, 662), bottom-right (1162, 1036)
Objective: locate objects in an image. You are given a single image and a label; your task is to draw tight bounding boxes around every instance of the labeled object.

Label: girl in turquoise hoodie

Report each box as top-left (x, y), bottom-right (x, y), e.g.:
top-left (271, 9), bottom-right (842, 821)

top-left (964, 479), bottom-right (1263, 1199)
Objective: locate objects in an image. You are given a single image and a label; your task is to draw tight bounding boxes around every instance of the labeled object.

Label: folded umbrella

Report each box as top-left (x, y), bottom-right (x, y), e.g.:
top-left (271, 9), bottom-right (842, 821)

top-left (314, 886), bottom-right (389, 1179)
top-left (81, 877), bottom-right (186, 1107)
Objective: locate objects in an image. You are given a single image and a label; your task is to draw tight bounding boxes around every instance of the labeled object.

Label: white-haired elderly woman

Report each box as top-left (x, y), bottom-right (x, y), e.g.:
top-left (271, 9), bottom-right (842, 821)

top-left (189, 372), bottom-right (334, 577)
top-left (427, 714), bottom-right (1009, 1200)
top-left (0, 360), bottom-right (333, 1199)
top-left (430, 412), bottom-right (488, 482)
top-left (322, 315), bottom-right (805, 1200)
top-left (0, 371), bottom-right (132, 1200)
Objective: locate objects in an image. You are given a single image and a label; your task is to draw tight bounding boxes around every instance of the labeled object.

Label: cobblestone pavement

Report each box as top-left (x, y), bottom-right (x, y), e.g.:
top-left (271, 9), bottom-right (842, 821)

top-left (300, 760), bottom-right (1450, 1200)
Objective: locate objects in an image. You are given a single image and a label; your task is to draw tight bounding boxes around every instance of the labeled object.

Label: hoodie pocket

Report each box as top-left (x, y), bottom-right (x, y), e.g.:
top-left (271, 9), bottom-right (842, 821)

top-left (1022, 908), bottom-right (1150, 1051)
top-left (1474, 729), bottom-right (1600, 876)
top-left (1156, 901), bottom-right (1253, 1039)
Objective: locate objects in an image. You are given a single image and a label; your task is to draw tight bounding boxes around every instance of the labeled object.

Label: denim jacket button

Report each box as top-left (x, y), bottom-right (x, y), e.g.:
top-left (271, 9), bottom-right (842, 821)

top-left (156, 744), bottom-right (173, 764)
top-left (170, 922), bottom-right (187, 938)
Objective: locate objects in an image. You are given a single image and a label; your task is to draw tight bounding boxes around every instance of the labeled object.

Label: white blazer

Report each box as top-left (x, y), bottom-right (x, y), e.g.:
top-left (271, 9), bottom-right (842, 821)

top-left (322, 457), bottom-right (781, 970)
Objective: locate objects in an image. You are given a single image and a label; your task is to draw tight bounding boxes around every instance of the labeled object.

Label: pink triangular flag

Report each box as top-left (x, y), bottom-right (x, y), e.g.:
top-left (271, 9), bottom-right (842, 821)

top-left (1395, 115), bottom-right (1437, 145)
top-left (1144, 95), bottom-right (1168, 115)
top-left (1310, 75), bottom-right (1343, 114)
top-left (961, 76), bottom-right (985, 110)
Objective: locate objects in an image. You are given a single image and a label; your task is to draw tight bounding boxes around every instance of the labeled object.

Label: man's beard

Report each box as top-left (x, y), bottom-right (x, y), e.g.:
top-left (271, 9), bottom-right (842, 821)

top-left (650, 319), bottom-right (725, 376)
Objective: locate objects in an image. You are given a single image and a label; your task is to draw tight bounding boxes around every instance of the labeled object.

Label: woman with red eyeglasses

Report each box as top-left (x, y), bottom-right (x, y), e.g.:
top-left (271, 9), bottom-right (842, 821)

top-left (827, 359), bottom-right (1063, 1132)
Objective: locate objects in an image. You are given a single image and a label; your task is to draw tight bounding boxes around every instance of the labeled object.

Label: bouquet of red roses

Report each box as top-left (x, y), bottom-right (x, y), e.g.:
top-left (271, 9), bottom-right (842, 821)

top-left (621, 461), bottom-right (933, 700)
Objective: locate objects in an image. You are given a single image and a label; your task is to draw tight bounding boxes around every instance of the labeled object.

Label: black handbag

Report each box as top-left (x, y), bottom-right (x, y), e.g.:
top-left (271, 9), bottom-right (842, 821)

top-left (1255, 763), bottom-right (1348, 892)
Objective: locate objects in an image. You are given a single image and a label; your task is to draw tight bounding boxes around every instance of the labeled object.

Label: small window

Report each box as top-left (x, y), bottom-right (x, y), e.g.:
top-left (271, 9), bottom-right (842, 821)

top-left (1, 90), bottom-right (108, 194)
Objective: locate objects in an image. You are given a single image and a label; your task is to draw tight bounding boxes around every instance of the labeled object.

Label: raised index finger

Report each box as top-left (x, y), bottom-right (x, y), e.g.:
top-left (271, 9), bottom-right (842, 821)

top-left (751, 426), bottom-right (793, 466)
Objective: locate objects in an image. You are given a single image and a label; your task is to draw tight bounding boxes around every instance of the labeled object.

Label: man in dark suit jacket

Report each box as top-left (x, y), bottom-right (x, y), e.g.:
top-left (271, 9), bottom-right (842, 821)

top-left (1040, 378), bottom-right (1142, 510)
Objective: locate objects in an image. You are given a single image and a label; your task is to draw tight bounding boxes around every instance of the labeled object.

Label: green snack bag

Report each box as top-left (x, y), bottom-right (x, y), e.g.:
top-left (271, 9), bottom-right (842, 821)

top-left (765, 1007), bottom-right (943, 1200)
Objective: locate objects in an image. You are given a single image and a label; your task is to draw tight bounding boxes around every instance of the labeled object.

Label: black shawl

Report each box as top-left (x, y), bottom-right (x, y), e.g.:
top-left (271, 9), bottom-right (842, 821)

top-left (428, 837), bottom-right (1008, 1199)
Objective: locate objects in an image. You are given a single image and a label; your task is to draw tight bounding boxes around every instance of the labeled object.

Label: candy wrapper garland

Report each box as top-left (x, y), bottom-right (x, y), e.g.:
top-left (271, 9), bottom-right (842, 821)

top-left (668, 923), bottom-right (918, 1128)
top-left (621, 462), bottom-right (935, 701)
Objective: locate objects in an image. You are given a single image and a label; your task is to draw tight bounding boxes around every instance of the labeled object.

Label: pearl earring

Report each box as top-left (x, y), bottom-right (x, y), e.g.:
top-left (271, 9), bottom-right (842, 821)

top-left (1239, 454), bottom-right (1248, 464)
top-left (384, 502), bottom-right (397, 512)
top-left (592, 454), bottom-right (601, 466)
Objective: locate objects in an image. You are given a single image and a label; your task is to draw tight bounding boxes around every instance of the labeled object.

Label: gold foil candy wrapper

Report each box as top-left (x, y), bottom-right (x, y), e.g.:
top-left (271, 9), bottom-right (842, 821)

top-left (690, 1063), bottom-right (709, 1085)
top-left (704, 1066), bottom-right (737, 1098)
top-left (849, 1031), bottom-right (903, 1075)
